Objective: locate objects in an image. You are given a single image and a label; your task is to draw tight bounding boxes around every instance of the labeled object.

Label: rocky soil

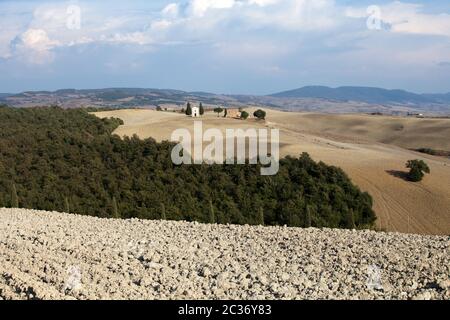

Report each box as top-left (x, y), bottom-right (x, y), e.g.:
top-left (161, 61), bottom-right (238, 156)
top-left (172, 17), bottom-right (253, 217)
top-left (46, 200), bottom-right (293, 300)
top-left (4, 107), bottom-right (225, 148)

top-left (0, 208), bottom-right (449, 300)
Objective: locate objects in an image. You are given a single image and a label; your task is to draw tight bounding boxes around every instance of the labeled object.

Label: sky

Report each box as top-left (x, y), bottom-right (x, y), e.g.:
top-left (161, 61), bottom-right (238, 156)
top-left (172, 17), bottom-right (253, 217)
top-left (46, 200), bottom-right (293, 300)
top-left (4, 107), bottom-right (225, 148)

top-left (0, 0), bottom-right (450, 94)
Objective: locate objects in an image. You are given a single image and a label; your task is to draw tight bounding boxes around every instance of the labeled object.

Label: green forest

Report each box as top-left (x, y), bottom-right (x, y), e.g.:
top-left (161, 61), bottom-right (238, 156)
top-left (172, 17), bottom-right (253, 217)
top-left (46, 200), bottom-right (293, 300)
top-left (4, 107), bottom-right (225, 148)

top-left (0, 106), bottom-right (376, 229)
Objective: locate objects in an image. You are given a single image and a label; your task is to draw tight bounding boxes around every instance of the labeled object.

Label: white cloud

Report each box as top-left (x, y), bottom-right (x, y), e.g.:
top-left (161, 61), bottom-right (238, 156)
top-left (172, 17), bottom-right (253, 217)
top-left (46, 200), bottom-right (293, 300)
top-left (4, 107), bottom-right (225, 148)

top-left (176, 0), bottom-right (340, 31)
top-left (346, 1), bottom-right (450, 37)
top-left (387, 6), bottom-right (450, 37)
top-left (103, 32), bottom-right (153, 46)
top-left (245, 0), bottom-right (338, 31)
top-left (248, 0), bottom-right (279, 7)
top-left (214, 40), bottom-right (291, 59)
top-left (12, 28), bottom-right (59, 64)
top-left (20, 29), bottom-right (59, 51)
top-left (150, 19), bottom-right (173, 31)
top-left (4, 3), bottom-right (153, 63)
top-left (162, 3), bottom-right (180, 19)
top-left (0, 30), bottom-right (16, 59)
top-left (189, 0), bottom-right (236, 17)
top-left (2, 0), bottom-right (450, 66)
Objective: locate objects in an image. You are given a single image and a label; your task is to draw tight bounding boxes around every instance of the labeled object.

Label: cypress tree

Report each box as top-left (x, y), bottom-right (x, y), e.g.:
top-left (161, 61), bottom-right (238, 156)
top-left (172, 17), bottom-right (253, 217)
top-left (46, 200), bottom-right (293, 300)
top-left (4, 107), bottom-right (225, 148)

top-left (112, 196), bottom-right (119, 218)
top-left (161, 202), bottom-right (166, 220)
top-left (64, 197), bottom-right (70, 213)
top-left (209, 200), bottom-right (215, 223)
top-left (11, 183), bottom-right (18, 208)
top-left (258, 207), bottom-right (265, 226)
top-left (223, 109), bottom-right (227, 118)
top-left (348, 209), bottom-right (356, 229)
top-left (199, 103), bottom-right (204, 115)
top-left (186, 102), bottom-right (192, 116)
top-left (305, 205), bottom-right (312, 228)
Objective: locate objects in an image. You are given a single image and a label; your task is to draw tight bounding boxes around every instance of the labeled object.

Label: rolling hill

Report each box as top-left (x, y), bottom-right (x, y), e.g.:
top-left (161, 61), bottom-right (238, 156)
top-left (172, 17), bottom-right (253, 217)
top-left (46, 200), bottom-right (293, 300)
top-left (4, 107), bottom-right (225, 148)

top-left (270, 86), bottom-right (449, 105)
top-left (93, 108), bottom-right (450, 235)
top-left (1, 86), bottom-right (449, 115)
top-left (423, 92), bottom-right (450, 104)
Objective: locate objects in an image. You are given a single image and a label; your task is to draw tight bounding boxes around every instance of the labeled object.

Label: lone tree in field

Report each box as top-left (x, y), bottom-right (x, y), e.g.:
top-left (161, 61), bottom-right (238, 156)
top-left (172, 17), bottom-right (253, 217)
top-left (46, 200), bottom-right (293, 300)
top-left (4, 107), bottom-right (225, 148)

top-left (240, 111), bottom-right (249, 120)
top-left (253, 109), bottom-right (266, 120)
top-left (185, 102), bottom-right (192, 116)
top-left (213, 107), bottom-right (223, 117)
top-left (11, 183), bottom-right (18, 208)
top-left (199, 103), bottom-right (204, 116)
top-left (406, 159), bottom-right (430, 182)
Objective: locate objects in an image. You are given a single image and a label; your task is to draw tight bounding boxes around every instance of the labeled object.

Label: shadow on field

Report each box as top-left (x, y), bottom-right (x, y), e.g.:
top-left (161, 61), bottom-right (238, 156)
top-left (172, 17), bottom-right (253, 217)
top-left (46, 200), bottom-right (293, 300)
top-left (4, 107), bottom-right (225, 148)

top-left (386, 170), bottom-right (410, 181)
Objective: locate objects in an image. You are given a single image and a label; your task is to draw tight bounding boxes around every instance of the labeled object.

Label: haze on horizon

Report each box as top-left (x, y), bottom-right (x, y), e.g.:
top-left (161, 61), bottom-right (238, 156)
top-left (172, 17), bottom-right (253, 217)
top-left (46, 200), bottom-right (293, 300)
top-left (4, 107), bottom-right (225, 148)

top-left (1, 0), bottom-right (450, 95)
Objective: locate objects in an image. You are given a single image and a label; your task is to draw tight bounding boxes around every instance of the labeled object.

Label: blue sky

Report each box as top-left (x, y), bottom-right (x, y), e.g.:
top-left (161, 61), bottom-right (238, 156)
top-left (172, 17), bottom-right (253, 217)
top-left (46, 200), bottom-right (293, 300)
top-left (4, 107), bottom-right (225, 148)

top-left (1, 0), bottom-right (450, 94)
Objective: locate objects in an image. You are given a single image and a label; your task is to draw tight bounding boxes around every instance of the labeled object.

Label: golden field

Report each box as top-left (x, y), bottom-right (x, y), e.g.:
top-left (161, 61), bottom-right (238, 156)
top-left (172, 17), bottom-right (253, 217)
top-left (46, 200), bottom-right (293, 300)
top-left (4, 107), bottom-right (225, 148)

top-left (93, 109), bottom-right (450, 235)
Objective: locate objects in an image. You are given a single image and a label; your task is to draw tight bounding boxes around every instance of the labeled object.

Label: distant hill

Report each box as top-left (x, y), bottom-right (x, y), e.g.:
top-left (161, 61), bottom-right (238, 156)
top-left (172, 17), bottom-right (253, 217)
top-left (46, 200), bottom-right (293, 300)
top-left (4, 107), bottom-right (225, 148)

top-left (423, 92), bottom-right (450, 104)
top-left (0, 88), bottom-right (236, 109)
top-left (270, 86), bottom-right (442, 105)
top-left (1, 86), bottom-right (449, 115)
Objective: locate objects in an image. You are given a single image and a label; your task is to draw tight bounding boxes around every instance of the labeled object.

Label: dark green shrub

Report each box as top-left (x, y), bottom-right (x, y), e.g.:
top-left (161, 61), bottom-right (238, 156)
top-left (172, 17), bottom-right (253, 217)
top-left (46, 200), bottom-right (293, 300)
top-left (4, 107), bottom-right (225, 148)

top-left (214, 107), bottom-right (223, 117)
top-left (240, 111), bottom-right (249, 120)
top-left (406, 160), bottom-right (430, 182)
top-left (253, 109), bottom-right (266, 120)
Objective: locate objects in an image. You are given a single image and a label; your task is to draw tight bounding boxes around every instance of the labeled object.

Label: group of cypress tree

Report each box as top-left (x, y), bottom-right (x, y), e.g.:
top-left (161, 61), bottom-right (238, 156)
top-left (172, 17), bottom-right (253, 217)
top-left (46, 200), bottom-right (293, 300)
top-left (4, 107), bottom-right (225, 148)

top-left (185, 102), bottom-right (205, 116)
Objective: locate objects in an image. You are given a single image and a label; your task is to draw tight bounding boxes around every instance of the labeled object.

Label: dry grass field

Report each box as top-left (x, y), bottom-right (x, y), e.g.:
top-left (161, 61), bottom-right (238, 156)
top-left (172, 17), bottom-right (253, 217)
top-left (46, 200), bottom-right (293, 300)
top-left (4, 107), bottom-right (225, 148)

top-left (93, 109), bottom-right (450, 235)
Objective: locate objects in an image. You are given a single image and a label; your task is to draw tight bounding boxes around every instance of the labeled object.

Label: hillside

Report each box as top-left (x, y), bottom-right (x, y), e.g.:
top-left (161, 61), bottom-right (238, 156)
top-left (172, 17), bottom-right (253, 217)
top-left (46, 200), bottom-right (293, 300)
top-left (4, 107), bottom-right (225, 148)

top-left (264, 112), bottom-right (450, 151)
top-left (0, 88), bottom-right (240, 110)
top-left (0, 209), bottom-right (448, 300)
top-left (423, 93), bottom-right (450, 104)
top-left (94, 108), bottom-right (450, 235)
top-left (270, 86), bottom-right (450, 106)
